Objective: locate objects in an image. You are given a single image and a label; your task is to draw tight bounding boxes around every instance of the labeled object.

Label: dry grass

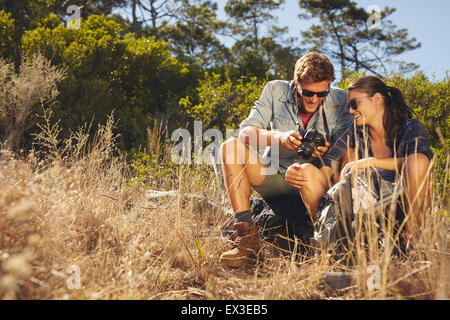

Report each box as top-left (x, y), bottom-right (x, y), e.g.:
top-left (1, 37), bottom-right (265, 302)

top-left (0, 54), bottom-right (64, 151)
top-left (0, 117), bottom-right (448, 300)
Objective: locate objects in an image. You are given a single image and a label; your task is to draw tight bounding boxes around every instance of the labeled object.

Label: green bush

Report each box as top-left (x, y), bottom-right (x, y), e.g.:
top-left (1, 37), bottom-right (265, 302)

top-left (180, 72), bottom-right (266, 133)
top-left (388, 72), bottom-right (449, 149)
top-left (129, 151), bottom-right (177, 189)
top-left (0, 10), bottom-right (15, 60)
top-left (21, 14), bottom-right (189, 150)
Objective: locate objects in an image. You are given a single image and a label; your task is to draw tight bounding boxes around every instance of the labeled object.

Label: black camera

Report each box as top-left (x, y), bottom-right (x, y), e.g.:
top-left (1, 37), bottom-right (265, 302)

top-left (297, 129), bottom-right (328, 159)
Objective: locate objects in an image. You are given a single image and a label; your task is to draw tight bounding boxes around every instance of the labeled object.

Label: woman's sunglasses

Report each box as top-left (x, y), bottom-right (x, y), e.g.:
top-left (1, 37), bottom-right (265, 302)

top-left (348, 96), bottom-right (370, 110)
top-left (298, 85), bottom-right (330, 98)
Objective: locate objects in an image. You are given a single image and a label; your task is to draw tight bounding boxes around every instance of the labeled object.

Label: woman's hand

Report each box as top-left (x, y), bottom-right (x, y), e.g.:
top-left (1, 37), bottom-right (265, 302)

top-left (340, 157), bottom-right (375, 179)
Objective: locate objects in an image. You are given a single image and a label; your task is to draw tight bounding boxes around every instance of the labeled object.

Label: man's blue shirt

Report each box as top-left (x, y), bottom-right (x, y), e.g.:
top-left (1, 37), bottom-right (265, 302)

top-left (240, 80), bottom-right (353, 173)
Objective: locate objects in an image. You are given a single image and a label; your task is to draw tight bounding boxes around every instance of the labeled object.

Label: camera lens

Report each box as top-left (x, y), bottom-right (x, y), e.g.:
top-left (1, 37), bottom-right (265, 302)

top-left (296, 129), bottom-right (326, 159)
top-left (298, 143), bottom-right (316, 159)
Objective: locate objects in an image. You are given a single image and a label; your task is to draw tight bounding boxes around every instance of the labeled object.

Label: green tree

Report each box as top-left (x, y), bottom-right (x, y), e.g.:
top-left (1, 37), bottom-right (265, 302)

top-left (224, 0), bottom-right (301, 79)
top-left (298, 0), bottom-right (421, 79)
top-left (49, 0), bottom-right (127, 19)
top-left (158, 0), bottom-right (230, 69)
top-left (0, 0), bottom-right (126, 35)
top-left (21, 14), bottom-right (189, 150)
top-left (225, 0), bottom-right (283, 51)
top-left (129, 0), bottom-right (181, 37)
top-left (0, 0), bottom-right (127, 65)
top-left (0, 0), bottom-right (53, 41)
top-left (259, 34), bottom-right (304, 80)
top-left (128, 1), bottom-right (228, 69)
top-left (180, 72), bottom-right (266, 132)
top-left (0, 10), bottom-right (15, 60)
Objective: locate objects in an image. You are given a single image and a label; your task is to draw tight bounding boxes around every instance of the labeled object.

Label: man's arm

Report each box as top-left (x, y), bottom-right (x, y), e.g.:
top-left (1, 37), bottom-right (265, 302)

top-left (239, 125), bottom-right (303, 150)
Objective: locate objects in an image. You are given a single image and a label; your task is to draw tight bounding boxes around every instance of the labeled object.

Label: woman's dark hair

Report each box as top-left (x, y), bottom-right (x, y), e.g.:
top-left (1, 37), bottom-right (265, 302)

top-left (348, 76), bottom-right (414, 145)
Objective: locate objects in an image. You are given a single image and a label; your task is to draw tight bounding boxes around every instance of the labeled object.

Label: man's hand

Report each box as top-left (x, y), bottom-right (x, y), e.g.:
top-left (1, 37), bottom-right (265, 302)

top-left (285, 163), bottom-right (308, 189)
top-left (276, 130), bottom-right (303, 151)
top-left (311, 140), bottom-right (331, 158)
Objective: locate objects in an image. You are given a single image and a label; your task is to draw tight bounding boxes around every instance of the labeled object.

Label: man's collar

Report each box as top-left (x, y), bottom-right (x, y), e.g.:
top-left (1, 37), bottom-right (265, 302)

top-left (285, 80), bottom-right (296, 104)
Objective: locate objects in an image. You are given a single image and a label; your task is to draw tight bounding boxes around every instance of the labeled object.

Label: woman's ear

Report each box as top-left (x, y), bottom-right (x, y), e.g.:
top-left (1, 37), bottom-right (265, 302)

top-left (373, 92), bottom-right (384, 108)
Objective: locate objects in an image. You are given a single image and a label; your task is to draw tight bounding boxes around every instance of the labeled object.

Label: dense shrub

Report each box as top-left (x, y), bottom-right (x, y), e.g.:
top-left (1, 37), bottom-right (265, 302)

top-left (0, 10), bottom-right (15, 60)
top-left (180, 72), bottom-right (266, 133)
top-left (20, 14), bottom-right (189, 151)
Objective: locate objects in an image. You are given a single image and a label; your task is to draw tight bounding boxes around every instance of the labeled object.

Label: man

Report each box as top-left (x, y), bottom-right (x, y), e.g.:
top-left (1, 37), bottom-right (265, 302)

top-left (219, 52), bottom-right (353, 267)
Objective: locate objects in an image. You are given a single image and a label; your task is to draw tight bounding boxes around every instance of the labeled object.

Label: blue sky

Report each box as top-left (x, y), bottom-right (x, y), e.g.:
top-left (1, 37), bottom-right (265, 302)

top-left (216, 0), bottom-right (450, 80)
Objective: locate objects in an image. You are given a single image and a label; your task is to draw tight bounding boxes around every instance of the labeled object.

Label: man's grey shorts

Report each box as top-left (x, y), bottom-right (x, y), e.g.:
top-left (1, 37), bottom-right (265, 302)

top-left (251, 171), bottom-right (300, 198)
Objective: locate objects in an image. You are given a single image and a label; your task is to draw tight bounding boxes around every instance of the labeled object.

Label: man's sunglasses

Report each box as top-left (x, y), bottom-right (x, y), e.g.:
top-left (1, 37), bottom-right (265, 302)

top-left (348, 96), bottom-right (370, 110)
top-left (298, 85), bottom-right (330, 98)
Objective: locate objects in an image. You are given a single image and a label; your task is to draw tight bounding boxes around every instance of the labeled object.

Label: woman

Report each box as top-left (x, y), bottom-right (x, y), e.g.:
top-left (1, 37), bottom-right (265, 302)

top-left (285, 76), bottom-right (433, 242)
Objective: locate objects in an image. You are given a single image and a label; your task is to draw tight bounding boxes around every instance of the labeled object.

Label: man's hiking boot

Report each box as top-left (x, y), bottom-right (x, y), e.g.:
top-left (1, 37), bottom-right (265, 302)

top-left (219, 222), bottom-right (260, 267)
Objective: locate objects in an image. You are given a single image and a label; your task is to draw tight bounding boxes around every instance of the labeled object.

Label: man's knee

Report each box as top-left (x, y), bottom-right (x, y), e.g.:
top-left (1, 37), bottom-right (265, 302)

top-left (220, 137), bottom-right (240, 151)
top-left (220, 138), bottom-right (239, 163)
top-left (296, 163), bottom-right (328, 190)
top-left (298, 163), bottom-right (319, 178)
top-left (221, 137), bottom-right (244, 164)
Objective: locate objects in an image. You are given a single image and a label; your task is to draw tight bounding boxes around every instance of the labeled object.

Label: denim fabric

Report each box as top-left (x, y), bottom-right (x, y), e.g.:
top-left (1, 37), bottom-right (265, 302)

top-left (323, 118), bottom-right (433, 182)
top-left (240, 80), bottom-right (353, 173)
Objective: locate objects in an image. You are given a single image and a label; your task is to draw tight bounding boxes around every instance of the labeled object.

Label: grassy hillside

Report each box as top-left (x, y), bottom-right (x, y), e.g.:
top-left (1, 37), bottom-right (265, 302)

top-left (0, 118), bottom-right (448, 300)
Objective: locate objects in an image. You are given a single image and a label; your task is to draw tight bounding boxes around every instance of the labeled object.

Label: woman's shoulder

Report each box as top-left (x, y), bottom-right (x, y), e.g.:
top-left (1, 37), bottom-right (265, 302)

top-left (396, 118), bottom-right (433, 159)
top-left (402, 118), bottom-right (423, 127)
top-left (398, 118), bottom-right (427, 137)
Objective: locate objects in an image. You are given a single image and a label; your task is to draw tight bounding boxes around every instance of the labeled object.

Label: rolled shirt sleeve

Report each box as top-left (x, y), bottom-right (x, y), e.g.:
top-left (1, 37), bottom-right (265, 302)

top-left (396, 119), bottom-right (433, 160)
top-left (322, 126), bottom-right (354, 168)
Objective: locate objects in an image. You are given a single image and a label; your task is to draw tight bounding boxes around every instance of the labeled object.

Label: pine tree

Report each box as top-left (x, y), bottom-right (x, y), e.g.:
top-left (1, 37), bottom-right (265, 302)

top-left (224, 0), bottom-right (302, 79)
top-left (298, 0), bottom-right (421, 78)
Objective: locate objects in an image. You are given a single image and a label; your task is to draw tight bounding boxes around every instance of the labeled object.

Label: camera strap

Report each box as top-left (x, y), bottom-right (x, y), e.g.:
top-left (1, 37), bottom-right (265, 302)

top-left (294, 103), bottom-right (330, 137)
top-left (292, 86), bottom-right (330, 137)
top-left (321, 106), bottom-right (330, 138)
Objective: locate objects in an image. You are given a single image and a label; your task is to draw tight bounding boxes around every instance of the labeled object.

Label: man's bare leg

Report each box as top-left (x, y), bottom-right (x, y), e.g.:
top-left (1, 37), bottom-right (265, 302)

top-left (220, 137), bottom-right (267, 213)
top-left (293, 164), bottom-right (329, 221)
top-left (219, 137), bottom-right (267, 267)
top-left (285, 163), bottom-right (330, 221)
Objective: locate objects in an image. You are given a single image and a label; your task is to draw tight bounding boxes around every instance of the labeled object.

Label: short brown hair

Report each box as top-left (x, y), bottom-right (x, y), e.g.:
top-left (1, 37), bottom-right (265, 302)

top-left (294, 52), bottom-right (335, 85)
